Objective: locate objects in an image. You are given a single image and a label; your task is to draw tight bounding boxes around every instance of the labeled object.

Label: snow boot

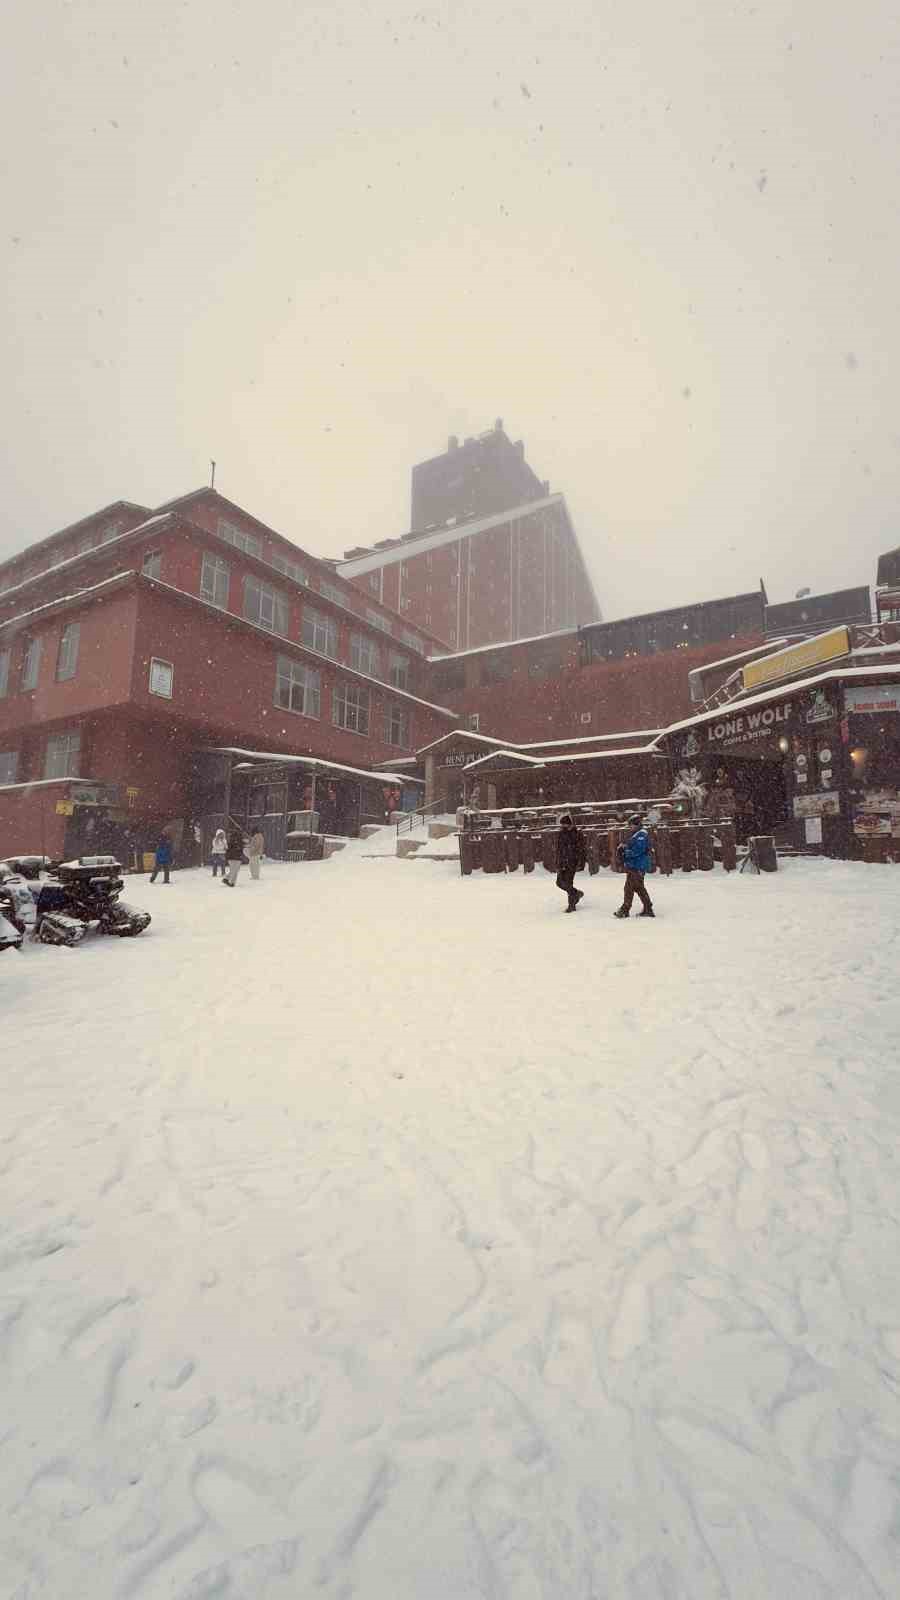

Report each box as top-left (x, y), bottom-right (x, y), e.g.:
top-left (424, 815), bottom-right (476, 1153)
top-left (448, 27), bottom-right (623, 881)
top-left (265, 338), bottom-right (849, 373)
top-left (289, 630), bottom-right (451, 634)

top-left (638, 908), bottom-right (655, 918)
top-left (614, 907), bottom-right (629, 919)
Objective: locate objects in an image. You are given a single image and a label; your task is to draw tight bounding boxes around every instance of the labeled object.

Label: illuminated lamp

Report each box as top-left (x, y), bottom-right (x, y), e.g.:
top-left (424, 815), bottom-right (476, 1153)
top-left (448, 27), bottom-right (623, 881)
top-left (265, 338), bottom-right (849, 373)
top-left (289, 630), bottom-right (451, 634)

top-left (778, 736), bottom-right (790, 753)
top-left (850, 747), bottom-right (868, 769)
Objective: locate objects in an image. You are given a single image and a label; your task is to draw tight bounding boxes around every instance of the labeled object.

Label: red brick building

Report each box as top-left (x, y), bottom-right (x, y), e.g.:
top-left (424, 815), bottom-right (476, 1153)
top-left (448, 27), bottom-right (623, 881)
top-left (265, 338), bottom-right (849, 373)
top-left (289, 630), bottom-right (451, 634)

top-left (0, 491), bottom-right (456, 859)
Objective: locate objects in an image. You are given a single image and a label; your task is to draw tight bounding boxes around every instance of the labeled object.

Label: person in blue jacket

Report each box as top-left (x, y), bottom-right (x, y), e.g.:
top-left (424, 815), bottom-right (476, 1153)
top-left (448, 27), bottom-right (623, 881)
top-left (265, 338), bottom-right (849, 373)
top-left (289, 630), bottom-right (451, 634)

top-left (149, 833), bottom-right (174, 885)
top-left (614, 814), bottom-right (655, 918)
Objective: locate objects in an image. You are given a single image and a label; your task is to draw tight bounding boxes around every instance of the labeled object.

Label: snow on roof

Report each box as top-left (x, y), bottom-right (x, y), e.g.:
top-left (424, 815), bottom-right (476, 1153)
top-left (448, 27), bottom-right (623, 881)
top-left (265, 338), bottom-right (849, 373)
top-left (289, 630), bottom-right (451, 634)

top-left (336, 494), bottom-right (568, 576)
top-left (0, 776), bottom-right (102, 794)
top-left (0, 570), bottom-right (134, 632)
top-left (0, 514), bottom-right (178, 605)
top-left (212, 747), bottom-right (421, 786)
top-left (541, 745), bottom-right (666, 766)
top-left (464, 750), bottom-right (545, 771)
top-left (519, 728), bottom-right (664, 750)
top-left (657, 662), bottom-right (900, 742)
top-left (687, 638), bottom-right (791, 680)
top-left (415, 729), bottom-right (512, 757)
top-left (426, 625), bottom-right (578, 663)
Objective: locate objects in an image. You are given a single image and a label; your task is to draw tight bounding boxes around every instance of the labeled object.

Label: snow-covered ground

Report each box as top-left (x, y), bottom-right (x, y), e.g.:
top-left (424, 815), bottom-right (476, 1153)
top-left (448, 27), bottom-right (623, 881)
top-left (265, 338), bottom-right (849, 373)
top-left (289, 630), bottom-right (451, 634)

top-left (3, 847), bottom-right (900, 1599)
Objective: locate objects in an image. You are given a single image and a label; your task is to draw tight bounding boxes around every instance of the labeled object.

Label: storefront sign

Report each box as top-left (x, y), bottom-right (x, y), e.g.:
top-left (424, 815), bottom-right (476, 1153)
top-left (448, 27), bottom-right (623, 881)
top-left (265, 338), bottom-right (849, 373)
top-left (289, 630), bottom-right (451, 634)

top-left (844, 683), bottom-right (900, 715)
top-left (805, 687), bottom-right (837, 723)
top-left (703, 701), bottom-right (794, 751)
top-left (793, 793), bottom-right (841, 819)
top-left (55, 800), bottom-right (75, 816)
top-left (742, 628), bottom-right (849, 693)
top-left (441, 749), bottom-right (486, 768)
top-left (71, 784), bottom-right (120, 808)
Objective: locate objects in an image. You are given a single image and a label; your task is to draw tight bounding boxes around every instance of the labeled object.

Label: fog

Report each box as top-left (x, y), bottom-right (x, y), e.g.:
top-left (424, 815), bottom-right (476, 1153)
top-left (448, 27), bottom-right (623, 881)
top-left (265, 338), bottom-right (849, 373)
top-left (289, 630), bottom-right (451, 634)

top-left (2, 0), bottom-right (898, 617)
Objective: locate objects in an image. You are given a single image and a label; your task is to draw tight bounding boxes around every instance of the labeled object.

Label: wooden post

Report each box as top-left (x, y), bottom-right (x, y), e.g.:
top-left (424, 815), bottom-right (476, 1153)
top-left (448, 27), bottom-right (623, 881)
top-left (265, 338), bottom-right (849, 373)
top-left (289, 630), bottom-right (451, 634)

top-left (459, 833), bottom-right (474, 876)
top-left (596, 830), bottom-right (611, 869)
top-left (697, 826), bottom-right (715, 871)
top-left (668, 828), bottom-right (682, 870)
top-left (505, 831), bottom-right (520, 872)
top-left (522, 833), bottom-right (536, 873)
top-left (542, 831), bottom-right (556, 873)
top-left (720, 821), bottom-right (737, 872)
top-left (655, 828), bottom-right (673, 876)
top-left (587, 830), bottom-right (601, 875)
top-left (681, 828), bottom-right (698, 872)
top-left (470, 835), bottom-right (483, 872)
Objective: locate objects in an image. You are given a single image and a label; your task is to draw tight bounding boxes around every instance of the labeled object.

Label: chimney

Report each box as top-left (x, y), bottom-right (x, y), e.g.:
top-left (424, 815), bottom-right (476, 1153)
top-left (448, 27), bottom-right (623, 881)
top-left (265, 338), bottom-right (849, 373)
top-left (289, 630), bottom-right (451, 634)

top-left (448, 435), bottom-right (459, 451)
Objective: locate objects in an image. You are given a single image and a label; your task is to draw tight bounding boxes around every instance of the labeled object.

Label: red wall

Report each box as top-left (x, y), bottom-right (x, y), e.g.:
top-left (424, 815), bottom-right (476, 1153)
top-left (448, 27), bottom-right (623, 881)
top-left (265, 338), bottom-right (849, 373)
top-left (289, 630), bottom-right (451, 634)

top-left (0, 590), bottom-right (138, 756)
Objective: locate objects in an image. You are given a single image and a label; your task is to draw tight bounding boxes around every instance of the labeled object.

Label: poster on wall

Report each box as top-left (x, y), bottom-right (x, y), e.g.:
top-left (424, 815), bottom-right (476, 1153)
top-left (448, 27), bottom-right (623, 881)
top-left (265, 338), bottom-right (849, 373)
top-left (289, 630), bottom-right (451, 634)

top-left (793, 793), bottom-right (841, 819)
top-left (804, 816), bottom-right (823, 844)
top-left (854, 812), bottom-right (892, 837)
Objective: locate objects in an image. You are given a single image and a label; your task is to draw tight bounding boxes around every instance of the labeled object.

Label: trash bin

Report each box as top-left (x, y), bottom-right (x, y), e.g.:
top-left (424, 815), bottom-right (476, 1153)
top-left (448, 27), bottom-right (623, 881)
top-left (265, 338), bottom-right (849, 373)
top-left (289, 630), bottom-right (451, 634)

top-left (749, 835), bottom-right (778, 872)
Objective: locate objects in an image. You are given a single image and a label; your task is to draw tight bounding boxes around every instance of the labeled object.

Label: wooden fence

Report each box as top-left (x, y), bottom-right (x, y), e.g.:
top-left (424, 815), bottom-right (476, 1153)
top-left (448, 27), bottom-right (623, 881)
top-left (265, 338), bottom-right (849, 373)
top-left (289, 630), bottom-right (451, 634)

top-left (458, 819), bottom-right (737, 877)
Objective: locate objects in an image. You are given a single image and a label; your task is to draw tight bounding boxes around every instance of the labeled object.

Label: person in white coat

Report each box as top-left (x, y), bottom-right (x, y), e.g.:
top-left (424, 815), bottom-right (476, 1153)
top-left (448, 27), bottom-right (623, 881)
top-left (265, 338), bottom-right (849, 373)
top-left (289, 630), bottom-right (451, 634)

top-left (248, 829), bottom-right (265, 881)
top-left (210, 828), bottom-right (227, 878)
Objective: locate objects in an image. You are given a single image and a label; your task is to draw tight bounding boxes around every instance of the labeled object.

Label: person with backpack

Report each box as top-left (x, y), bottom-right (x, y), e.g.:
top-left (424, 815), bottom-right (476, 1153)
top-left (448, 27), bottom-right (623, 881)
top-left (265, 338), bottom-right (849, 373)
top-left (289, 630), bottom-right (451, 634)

top-left (223, 824), bottom-right (246, 887)
top-left (614, 814), bottom-right (655, 918)
top-left (555, 813), bottom-right (586, 913)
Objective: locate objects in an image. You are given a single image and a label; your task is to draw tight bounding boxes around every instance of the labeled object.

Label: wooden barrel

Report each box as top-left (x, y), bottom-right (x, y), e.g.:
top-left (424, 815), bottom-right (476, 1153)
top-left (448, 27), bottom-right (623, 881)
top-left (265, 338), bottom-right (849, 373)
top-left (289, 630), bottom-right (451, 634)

top-left (719, 822), bottom-right (737, 872)
top-left (504, 831), bottom-right (520, 872)
top-left (680, 828), bottom-right (698, 872)
top-left (542, 831), bottom-right (557, 873)
top-left (521, 834), bottom-right (536, 873)
top-left (654, 828), bottom-right (673, 876)
top-left (697, 827), bottom-right (715, 871)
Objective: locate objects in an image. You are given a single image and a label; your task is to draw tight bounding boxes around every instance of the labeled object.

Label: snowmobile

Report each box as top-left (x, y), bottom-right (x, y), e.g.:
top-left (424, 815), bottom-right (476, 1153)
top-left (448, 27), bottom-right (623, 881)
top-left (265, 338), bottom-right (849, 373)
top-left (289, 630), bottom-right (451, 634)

top-left (0, 872), bottom-right (28, 954)
top-left (33, 856), bottom-right (151, 947)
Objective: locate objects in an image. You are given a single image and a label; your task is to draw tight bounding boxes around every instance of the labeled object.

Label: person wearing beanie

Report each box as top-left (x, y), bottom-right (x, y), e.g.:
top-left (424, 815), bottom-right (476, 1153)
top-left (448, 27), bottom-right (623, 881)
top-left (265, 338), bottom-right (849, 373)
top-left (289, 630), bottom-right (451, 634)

top-left (555, 813), bottom-right (586, 913)
top-left (614, 814), bottom-right (655, 918)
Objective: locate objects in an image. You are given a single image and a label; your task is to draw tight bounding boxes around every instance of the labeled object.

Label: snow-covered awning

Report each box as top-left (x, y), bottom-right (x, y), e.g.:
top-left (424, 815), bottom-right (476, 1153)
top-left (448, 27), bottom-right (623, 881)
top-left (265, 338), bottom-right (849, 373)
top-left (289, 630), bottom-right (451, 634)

top-left (207, 746), bottom-right (424, 787)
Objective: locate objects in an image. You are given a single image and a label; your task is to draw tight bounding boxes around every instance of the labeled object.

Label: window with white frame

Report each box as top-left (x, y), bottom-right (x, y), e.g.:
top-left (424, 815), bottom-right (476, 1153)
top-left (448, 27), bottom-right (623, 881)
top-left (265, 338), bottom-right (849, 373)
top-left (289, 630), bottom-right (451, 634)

top-left (219, 519), bottom-right (262, 558)
top-left (271, 553), bottom-right (308, 586)
top-left (388, 651), bottom-right (410, 691)
top-left (149, 657), bottom-right (174, 697)
top-left (0, 750), bottom-right (18, 785)
top-left (383, 699), bottom-right (410, 748)
top-left (275, 655), bottom-right (320, 718)
top-left (368, 572), bottom-right (381, 596)
top-left (44, 728), bottom-right (81, 779)
top-left (142, 550), bottom-right (162, 579)
top-left (349, 631), bottom-right (379, 677)
top-left (55, 622), bottom-right (80, 681)
top-left (21, 636), bottom-right (42, 692)
top-left (200, 551), bottom-right (230, 609)
top-left (469, 712), bottom-right (480, 732)
top-left (0, 649), bottom-right (9, 698)
top-left (301, 607), bottom-right (337, 658)
top-left (400, 629), bottom-right (424, 653)
top-left (332, 680), bottom-right (369, 735)
top-left (365, 607), bottom-right (392, 635)
top-left (243, 575), bottom-right (288, 635)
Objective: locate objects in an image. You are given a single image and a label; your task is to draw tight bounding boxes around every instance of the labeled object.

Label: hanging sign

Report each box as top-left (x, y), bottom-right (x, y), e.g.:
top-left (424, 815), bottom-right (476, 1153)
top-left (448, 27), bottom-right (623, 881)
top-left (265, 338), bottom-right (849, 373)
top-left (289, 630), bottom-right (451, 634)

top-left (844, 683), bottom-right (900, 715)
top-left (742, 628), bottom-right (849, 692)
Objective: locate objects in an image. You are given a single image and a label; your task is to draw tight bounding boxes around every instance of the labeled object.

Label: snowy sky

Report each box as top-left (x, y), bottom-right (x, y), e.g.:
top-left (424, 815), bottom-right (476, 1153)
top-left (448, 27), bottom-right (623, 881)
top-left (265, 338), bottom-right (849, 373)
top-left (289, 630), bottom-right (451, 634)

top-left (2, 0), bottom-right (899, 619)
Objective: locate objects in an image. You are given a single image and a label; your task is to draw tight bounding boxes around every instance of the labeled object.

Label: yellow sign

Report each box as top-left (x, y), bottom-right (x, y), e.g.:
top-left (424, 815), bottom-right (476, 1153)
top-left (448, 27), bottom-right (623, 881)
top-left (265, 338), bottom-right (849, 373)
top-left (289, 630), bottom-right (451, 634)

top-left (55, 800), bottom-right (74, 816)
top-left (742, 626), bottom-right (850, 693)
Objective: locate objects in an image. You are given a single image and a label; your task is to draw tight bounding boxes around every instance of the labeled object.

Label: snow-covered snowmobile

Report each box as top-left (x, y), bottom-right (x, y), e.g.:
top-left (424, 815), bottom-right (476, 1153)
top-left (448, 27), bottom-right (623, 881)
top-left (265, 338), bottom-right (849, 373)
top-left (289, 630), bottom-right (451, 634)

top-left (0, 873), bottom-right (27, 953)
top-left (34, 856), bottom-right (151, 947)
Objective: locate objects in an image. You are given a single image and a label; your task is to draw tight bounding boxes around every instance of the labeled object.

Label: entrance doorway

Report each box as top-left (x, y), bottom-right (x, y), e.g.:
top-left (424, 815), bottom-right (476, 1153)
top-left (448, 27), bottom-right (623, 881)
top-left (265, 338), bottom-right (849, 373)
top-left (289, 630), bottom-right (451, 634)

top-left (714, 752), bottom-right (789, 841)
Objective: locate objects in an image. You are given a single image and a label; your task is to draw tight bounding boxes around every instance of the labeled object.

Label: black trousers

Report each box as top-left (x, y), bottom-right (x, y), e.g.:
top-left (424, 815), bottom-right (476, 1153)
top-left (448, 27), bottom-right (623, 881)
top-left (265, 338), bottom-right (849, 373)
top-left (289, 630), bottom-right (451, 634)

top-left (556, 868), bottom-right (577, 903)
top-left (150, 865), bottom-right (170, 884)
top-left (622, 870), bottom-right (652, 912)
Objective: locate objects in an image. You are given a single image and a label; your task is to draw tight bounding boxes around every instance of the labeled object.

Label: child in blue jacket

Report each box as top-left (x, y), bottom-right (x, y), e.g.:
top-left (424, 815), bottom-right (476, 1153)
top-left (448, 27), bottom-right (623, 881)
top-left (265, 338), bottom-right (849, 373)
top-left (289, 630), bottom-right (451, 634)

top-left (614, 815), bottom-right (655, 918)
top-left (149, 834), bottom-right (174, 885)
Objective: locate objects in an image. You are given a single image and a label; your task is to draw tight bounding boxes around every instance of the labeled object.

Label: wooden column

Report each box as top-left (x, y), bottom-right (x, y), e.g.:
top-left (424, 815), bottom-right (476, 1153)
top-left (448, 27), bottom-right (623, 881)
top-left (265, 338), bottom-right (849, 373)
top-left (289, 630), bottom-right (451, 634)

top-left (720, 822), bottom-right (737, 872)
top-left (681, 828), bottom-right (698, 872)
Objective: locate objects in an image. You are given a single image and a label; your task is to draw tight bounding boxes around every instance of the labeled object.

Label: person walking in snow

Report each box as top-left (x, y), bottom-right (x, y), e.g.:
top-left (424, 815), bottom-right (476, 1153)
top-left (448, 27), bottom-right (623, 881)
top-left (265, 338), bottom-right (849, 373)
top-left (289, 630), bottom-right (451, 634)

top-left (555, 812), bottom-right (585, 913)
top-left (223, 824), bottom-right (246, 888)
top-left (210, 828), bottom-right (227, 878)
top-left (149, 832), bottom-right (174, 885)
top-left (248, 828), bottom-right (265, 881)
top-left (614, 814), bottom-right (655, 918)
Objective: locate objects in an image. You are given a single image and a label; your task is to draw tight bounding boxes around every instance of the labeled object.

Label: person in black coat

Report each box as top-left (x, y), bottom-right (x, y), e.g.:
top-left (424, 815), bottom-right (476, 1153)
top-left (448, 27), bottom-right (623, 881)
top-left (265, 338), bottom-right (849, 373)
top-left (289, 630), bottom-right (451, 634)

top-left (223, 824), bottom-right (246, 887)
top-left (555, 813), bottom-right (585, 912)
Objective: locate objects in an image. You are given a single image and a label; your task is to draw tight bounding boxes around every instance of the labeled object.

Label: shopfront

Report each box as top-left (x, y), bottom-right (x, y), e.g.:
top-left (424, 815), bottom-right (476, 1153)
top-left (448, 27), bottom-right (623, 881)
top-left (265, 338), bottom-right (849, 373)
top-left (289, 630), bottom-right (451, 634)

top-left (844, 681), bottom-right (900, 861)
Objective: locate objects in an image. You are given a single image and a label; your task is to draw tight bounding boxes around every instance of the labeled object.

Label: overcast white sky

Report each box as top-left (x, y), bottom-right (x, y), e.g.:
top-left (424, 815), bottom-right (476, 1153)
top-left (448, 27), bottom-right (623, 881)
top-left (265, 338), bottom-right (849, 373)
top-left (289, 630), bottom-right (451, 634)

top-left (3, 0), bottom-right (898, 619)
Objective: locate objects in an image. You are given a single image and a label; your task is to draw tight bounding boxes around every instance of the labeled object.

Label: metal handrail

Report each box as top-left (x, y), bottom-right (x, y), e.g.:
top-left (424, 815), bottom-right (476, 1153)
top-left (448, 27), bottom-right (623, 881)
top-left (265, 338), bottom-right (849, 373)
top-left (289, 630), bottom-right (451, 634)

top-left (394, 797), bottom-right (451, 836)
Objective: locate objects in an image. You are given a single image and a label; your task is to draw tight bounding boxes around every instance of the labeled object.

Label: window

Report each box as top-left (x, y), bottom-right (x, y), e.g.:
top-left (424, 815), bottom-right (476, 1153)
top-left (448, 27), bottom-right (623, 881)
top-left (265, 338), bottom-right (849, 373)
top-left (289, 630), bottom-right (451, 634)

top-left (219, 519), bottom-right (262, 558)
top-left (580, 711), bottom-right (592, 725)
top-left (0, 750), bottom-right (18, 785)
top-left (350, 632), bottom-right (379, 677)
top-left (319, 581), bottom-right (345, 607)
top-left (149, 657), bottom-right (174, 697)
top-left (388, 651), bottom-right (410, 691)
top-left (201, 552), bottom-right (230, 609)
top-left (271, 554), bottom-right (308, 585)
top-left (302, 607), bottom-right (337, 658)
top-left (142, 550), bottom-right (162, 579)
top-left (365, 607), bottom-right (393, 635)
top-left (22, 637), bottom-right (42, 692)
top-left (333, 680), bottom-right (370, 735)
top-left (44, 728), bottom-right (81, 779)
top-left (469, 713), bottom-right (480, 732)
top-left (383, 699), bottom-right (410, 748)
top-left (482, 651), bottom-right (512, 685)
top-left (56, 623), bottom-right (80, 681)
top-left (0, 649), bottom-right (9, 698)
top-left (243, 575), bottom-right (288, 635)
top-left (400, 629), bottom-right (424, 653)
top-left (275, 655), bottom-right (320, 718)
top-left (368, 572), bottom-right (381, 596)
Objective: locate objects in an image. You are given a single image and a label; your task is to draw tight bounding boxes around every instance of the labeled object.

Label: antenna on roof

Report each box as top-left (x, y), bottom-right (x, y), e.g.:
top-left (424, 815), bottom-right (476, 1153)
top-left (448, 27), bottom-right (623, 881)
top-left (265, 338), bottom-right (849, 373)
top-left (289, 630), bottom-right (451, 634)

top-left (210, 459), bottom-right (217, 490)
